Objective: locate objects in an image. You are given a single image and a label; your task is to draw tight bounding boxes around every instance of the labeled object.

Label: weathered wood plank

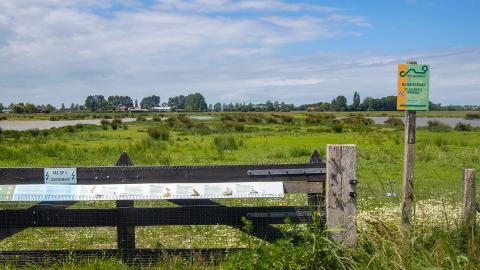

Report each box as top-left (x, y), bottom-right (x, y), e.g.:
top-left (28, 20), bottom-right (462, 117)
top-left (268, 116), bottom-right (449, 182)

top-left (326, 144), bottom-right (357, 247)
top-left (0, 206), bottom-right (313, 227)
top-left (0, 163), bottom-right (326, 185)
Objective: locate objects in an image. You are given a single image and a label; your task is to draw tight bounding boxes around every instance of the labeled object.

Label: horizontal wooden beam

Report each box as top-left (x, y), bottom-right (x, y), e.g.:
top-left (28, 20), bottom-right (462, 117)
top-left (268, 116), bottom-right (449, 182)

top-left (0, 206), bottom-right (314, 227)
top-left (0, 163), bottom-right (326, 185)
top-left (0, 248), bottom-right (240, 266)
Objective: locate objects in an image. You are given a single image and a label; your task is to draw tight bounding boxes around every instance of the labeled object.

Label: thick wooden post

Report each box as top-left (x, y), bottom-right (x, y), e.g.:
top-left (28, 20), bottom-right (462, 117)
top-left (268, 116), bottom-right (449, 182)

top-left (116, 152), bottom-right (136, 250)
top-left (401, 110), bottom-right (416, 235)
top-left (463, 169), bottom-right (477, 253)
top-left (401, 60), bottom-right (417, 236)
top-left (326, 144), bottom-right (356, 247)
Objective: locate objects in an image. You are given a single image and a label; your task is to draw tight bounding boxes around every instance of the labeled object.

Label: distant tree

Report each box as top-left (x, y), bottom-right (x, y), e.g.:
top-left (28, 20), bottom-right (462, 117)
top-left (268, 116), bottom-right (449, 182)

top-left (331, 96), bottom-right (348, 111)
top-left (0, 103), bottom-right (3, 112)
top-left (184, 93), bottom-right (207, 111)
top-left (140, 95), bottom-right (160, 109)
top-left (85, 95), bottom-right (108, 112)
top-left (352, 92), bottom-right (361, 111)
top-left (134, 99), bottom-right (138, 108)
top-left (70, 103), bottom-right (75, 110)
top-left (168, 95), bottom-right (186, 109)
top-left (213, 103), bottom-right (222, 112)
top-left (60, 103), bottom-right (65, 111)
top-left (265, 101), bottom-right (274, 111)
top-left (108, 96), bottom-right (133, 109)
top-left (45, 104), bottom-right (57, 113)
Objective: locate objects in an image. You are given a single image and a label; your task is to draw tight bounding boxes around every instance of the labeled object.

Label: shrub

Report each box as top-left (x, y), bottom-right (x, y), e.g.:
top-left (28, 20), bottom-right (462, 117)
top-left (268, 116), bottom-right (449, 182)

top-left (332, 124), bottom-right (343, 133)
top-left (384, 117), bottom-right (404, 127)
top-left (111, 119), bottom-right (122, 130)
top-left (213, 135), bottom-right (238, 152)
top-left (306, 113), bottom-right (335, 124)
top-left (221, 115), bottom-right (235, 121)
top-left (427, 120), bottom-right (452, 132)
top-left (152, 116), bottom-right (162, 122)
top-left (454, 122), bottom-right (473, 131)
top-left (122, 124), bottom-right (129, 130)
top-left (465, 113), bottom-right (480, 120)
top-left (340, 116), bottom-right (374, 125)
top-left (100, 119), bottom-right (110, 125)
top-left (233, 122), bottom-right (245, 132)
top-left (147, 127), bottom-right (170, 140)
top-left (49, 116), bottom-right (60, 121)
top-left (136, 116), bottom-right (146, 121)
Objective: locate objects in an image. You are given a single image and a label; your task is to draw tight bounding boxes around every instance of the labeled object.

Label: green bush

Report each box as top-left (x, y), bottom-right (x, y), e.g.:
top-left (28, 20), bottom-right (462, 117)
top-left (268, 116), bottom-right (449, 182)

top-left (384, 117), bottom-right (404, 127)
top-left (340, 116), bottom-right (374, 125)
top-left (427, 120), bottom-right (452, 132)
top-left (306, 113), bottom-right (335, 124)
top-left (454, 122), bottom-right (473, 131)
top-left (233, 122), bottom-right (245, 132)
top-left (332, 124), bottom-right (343, 133)
top-left (147, 127), bottom-right (170, 140)
top-left (111, 119), bottom-right (122, 130)
top-left (465, 113), bottom-right (480, 120)
top-left (213, 135), bottom-right (238, 152)
top-left (136, 116), bottom-right (146, 121)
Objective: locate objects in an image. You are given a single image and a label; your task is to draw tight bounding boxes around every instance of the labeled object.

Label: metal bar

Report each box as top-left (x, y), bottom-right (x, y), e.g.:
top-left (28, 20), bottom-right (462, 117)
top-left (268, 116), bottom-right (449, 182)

top-left (0, 206), bottom-right (313, 227)
top-left (0, 163), bottom-right (326, 185)
top-left (247, 168), bottom-right (325, 176)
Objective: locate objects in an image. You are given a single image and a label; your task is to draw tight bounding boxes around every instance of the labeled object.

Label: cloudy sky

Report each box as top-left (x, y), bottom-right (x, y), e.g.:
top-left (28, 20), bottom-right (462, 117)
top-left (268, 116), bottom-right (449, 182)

top-left (0, 0), bottom-right (479, 106)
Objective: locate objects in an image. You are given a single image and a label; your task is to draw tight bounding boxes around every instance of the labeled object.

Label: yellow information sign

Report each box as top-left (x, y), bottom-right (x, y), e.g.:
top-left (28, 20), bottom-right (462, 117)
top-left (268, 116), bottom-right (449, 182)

top-left (397, 64), bottom-right (430, 111)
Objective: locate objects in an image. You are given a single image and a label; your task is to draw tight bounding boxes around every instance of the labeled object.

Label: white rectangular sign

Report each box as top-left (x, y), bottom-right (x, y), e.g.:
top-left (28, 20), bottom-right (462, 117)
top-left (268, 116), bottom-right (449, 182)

top-left (0, 182), bottom-right (284, 201)
top-left (44, 168), bottom-right (77, 185)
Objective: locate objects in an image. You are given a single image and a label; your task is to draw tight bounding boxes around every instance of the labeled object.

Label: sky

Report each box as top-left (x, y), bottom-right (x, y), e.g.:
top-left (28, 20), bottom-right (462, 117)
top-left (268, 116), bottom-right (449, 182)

top-left (0, 0), bottom-right (479, 106)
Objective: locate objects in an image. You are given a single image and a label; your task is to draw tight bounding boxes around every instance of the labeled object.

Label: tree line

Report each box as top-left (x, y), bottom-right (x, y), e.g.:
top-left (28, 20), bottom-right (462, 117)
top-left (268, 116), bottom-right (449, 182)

top-left (1, 91), bottom-right (478, 114)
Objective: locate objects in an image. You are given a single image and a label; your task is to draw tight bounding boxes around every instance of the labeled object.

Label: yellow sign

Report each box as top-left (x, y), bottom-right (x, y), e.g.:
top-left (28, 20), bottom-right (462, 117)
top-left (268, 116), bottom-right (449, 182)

top-left (397, 64), bottom-right (430, 111)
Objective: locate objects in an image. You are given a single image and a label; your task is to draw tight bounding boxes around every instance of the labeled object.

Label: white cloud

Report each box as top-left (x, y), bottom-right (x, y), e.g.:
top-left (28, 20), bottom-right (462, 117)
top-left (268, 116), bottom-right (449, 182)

top-left (0, 1), bottom-right (478, 106)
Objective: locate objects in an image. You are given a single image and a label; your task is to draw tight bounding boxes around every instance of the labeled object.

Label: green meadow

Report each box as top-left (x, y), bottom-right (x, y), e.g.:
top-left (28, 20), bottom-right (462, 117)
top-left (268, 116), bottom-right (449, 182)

top-left (0, 112), bottom-right (480, 269)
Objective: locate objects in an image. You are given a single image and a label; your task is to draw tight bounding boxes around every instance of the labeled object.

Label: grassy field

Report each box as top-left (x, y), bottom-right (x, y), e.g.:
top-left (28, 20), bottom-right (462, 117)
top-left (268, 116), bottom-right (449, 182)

top-left (0, 112), bottom-right (479, 269)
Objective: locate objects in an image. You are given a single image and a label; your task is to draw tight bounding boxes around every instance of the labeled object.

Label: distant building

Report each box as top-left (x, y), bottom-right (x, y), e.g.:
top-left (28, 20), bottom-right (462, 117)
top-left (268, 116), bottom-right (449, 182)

top-left (128, 107), bottom-right (148, 112)
top-left (151, 106), bottom-right (173, 112)
top-left (115, 105), bottom-right (128, 112)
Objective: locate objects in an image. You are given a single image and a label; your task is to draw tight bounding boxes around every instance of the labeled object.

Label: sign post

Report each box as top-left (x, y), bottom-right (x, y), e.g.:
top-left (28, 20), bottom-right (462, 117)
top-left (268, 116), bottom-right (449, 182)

top-left (397, 61), bottom-right (430, 236)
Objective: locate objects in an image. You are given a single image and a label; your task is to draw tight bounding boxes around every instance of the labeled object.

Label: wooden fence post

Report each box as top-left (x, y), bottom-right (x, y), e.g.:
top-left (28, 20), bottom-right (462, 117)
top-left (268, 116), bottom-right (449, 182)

top-left (116, 152), bottom-right (136, 251)
top-left (326, 144), bottom-right (357, 247)
top-left (308, 150), bottom-right (325, 228)
top-left (401, 60), bottom-right (417, 237)
top-left (463, 169), bottom-right (477, 253)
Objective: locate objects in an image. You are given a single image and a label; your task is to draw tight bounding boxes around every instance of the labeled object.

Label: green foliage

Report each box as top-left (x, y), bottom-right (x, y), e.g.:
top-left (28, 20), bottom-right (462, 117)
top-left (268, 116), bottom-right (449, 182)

top-left (213, 135), bottom-right (238, 152)
top-left (465, 113), bottom-right (480, 120)
top-left (427, 120), bottom-right (452, 132)
top-left (305, 113), bottom-right (335, 124)
top-left (339, 116), bottom-right (374, 125)
top-left (140, 95), bottom-right (160, 109)
top-left (384, 117), bottom-right (404, 127)
top-left (147, 127), bottom-right (170, 141)
top-left (85, 95), bottom-right (108, 112)
top-left (455, 122), bottom-right (473, 131)
top-left (111, 119), bottom-right (122, 130)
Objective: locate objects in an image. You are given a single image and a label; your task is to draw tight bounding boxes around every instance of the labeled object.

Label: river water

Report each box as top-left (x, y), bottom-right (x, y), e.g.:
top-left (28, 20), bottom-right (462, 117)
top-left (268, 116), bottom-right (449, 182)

top-left (0, 116), bottom-right (478, 130)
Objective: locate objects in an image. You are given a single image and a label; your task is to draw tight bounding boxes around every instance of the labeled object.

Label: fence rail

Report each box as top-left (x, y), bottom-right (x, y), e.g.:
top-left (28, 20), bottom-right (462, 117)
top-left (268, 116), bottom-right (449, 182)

top-left (0, 145), bottom-right (357, 266)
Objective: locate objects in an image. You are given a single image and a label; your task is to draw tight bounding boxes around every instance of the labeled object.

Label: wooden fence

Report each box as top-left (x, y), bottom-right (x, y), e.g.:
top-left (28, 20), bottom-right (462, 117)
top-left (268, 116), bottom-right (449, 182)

top-left (0, 144), bottom-right (357, 265)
